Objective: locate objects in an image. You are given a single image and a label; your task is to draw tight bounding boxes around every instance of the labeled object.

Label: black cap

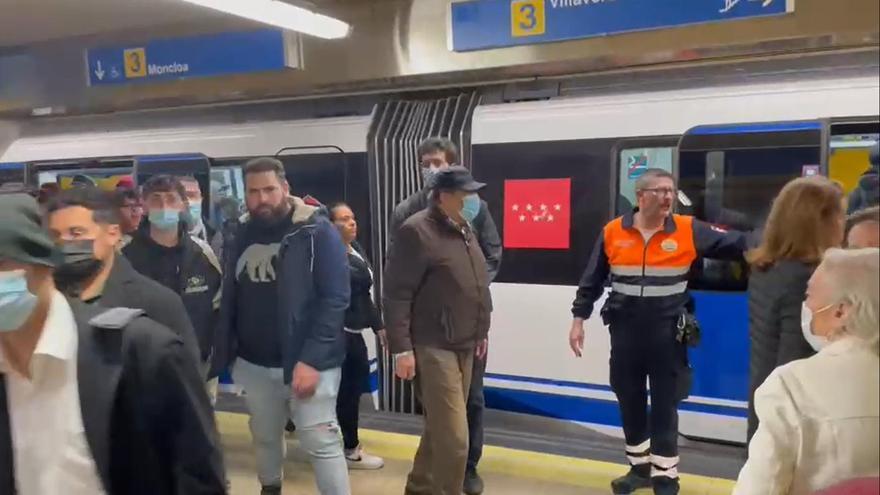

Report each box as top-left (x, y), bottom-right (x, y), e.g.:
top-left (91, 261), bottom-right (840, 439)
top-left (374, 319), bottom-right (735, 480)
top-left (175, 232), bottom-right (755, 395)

top-left (431, 166), bottom-right (486, 193)
top-left (0, 194), bottom-right (61, 268)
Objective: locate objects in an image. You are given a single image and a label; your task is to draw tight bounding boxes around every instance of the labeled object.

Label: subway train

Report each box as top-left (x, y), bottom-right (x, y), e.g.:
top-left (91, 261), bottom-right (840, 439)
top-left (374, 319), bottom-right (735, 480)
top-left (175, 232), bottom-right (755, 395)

top-left (1, 71), bottom-right (878, 445)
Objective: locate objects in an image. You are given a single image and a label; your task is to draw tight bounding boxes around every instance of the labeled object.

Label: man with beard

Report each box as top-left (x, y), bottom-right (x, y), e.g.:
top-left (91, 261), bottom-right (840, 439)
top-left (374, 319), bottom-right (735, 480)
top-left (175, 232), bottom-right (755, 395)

top-left (212, 157), bottom-right (351, 495)
top-left (44, 186), bottom-right (201, 365)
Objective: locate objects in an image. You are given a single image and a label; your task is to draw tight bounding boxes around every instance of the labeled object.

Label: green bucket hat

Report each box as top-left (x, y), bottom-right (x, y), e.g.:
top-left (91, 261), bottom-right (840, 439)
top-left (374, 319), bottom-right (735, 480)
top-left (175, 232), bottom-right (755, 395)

top-left (0, 193), bottom-right (61, 268)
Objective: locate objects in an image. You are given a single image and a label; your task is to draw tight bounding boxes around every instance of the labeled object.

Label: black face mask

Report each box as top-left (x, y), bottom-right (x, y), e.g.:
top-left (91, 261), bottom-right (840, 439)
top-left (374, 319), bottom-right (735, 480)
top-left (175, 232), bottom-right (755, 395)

top-left (54, 240), bottom-right (105, 295)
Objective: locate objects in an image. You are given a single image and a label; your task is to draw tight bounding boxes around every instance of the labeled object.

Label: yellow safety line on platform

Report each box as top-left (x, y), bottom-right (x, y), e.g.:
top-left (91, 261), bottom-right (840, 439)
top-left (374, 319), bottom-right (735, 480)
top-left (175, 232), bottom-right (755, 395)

top-left (216, 412), bottom-right (736, 495)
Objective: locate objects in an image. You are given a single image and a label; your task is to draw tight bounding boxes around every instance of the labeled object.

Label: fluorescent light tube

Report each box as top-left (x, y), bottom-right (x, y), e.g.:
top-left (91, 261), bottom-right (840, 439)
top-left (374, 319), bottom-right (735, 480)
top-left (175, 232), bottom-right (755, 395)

top-left (180, 0), bottom-right (351, 39)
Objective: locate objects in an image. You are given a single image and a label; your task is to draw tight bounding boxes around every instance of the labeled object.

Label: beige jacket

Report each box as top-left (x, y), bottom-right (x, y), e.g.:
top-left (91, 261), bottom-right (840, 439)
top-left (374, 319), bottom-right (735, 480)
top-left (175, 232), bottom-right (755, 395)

top-left (734, 337), bottom-right (880, 495)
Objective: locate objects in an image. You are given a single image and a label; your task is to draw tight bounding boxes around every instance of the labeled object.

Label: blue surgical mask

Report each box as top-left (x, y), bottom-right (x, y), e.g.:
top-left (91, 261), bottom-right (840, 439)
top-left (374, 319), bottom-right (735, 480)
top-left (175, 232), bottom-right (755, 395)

top-left (0, 271), bottom-right (38, 332)
top-left (149, 209), bottom-right (180, 230)
top-left (188, 203), bottom-right (203, 221)
top-left (461, 194), bottom-right (481, 224)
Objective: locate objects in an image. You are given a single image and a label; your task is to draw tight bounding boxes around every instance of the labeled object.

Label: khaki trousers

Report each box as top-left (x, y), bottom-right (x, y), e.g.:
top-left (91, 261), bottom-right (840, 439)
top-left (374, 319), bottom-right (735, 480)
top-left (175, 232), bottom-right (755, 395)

top-left (405, 346), bottom-right (474, 495)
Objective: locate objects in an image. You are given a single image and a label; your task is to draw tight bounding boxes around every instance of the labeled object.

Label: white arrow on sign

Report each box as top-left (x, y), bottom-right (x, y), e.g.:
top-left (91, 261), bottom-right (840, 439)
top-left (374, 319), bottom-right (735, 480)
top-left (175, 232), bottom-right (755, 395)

top-left (94, 60), bottom-right (105, 81)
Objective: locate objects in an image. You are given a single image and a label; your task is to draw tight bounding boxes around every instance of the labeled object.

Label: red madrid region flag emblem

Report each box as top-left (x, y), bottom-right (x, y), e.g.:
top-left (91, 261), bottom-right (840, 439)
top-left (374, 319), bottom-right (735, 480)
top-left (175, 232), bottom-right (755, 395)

top-left (503, 178), bottom-right (571, 249)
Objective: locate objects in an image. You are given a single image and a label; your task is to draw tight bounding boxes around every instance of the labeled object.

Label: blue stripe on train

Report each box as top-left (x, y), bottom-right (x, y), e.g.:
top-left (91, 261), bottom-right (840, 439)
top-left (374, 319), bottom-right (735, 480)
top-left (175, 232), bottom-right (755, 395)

top-left (484, 386), bottom-right (747, 428)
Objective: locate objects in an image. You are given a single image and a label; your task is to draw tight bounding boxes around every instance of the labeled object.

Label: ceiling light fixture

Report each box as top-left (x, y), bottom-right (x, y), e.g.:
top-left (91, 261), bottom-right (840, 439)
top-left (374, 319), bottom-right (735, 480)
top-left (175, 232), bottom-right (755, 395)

top-left (180, 0), bottom-right (351, 39)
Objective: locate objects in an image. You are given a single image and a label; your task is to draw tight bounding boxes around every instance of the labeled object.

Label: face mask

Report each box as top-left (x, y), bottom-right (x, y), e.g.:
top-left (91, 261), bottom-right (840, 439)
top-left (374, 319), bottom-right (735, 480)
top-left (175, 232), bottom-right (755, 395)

top-left (149, 209), bottom-right (180, 230)
top-left (801, 302), bottom-right (834, 352)
top-left (0, 270), bottom-right (38, 332)
top-left (54, 240), bottom-right (104, 294)
top-left (421, 166), bottom-right (441, 186)
top-left (189, 203), bottom-right (203, 222)
top-left (461, 194), bottom-right (481, 224)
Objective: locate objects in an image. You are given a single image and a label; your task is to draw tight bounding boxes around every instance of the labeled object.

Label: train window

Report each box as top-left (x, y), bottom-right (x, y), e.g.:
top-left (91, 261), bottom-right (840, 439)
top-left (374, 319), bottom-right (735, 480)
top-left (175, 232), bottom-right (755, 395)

top-left (0, 162), bottom-right (26, 191)
top-left (827, 120), bottom-right (879, 207)
top-left (679, 121), bottom-right (823, 291)
top-left (616, 146), bottom-right (675, 216)
top-left (210, 166), bottom-right (246, 230)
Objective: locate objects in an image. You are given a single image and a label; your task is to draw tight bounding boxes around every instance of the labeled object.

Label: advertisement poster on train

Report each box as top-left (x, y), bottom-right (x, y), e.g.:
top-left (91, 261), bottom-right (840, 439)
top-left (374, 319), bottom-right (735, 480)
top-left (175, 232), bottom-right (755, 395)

top-left (503, 178), bottom-right (571, 249)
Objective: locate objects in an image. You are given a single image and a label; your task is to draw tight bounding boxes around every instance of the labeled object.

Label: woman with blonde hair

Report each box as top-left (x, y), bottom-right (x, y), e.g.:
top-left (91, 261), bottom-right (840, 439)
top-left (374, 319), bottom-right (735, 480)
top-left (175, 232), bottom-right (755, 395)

top-left (746, 176), bottom-right (845, 441)
top-left (734, 248), bottom-right (880, 494)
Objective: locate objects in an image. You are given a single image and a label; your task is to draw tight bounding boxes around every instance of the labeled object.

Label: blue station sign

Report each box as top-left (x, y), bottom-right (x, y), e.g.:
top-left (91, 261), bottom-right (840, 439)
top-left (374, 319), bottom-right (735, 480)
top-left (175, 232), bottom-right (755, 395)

top-left (449, 0), bottom-right (794, 52)
top-left (86, 29), bottom-right (300, 86)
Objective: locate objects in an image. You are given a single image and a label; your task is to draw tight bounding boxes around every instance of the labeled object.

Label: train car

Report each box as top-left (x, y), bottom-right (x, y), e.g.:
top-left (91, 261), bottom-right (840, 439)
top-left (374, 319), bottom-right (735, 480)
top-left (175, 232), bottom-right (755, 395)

top-left (470, 74), bottom-right (879, 443)
top-left (2, 72), bottom-right (877, 445)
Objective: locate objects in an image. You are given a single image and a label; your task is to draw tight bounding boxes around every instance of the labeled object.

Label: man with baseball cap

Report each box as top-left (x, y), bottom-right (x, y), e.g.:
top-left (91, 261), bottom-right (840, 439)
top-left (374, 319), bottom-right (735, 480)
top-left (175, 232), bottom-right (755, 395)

top-left (0, 193), bottom-right (226, 494)
top-left (383, 166), bottom-right (492, 495)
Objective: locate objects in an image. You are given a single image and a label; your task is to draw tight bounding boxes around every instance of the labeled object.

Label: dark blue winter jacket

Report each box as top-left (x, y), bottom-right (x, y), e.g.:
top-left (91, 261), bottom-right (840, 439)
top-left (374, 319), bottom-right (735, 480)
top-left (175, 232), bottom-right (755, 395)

top-left (211, 196), bottom-right (350, 383)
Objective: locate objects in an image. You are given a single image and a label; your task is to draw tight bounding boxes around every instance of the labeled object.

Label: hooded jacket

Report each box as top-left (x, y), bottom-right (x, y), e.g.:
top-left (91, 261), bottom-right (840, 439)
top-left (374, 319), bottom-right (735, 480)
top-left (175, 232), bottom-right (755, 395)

top-left (212, 197), bottom-right (350, 383)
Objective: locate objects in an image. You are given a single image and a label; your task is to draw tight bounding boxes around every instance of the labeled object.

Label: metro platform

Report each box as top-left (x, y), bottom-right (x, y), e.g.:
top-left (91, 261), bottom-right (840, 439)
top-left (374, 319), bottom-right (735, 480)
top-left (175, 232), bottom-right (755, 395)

top-left (217, 396), bottom-right (742, 495)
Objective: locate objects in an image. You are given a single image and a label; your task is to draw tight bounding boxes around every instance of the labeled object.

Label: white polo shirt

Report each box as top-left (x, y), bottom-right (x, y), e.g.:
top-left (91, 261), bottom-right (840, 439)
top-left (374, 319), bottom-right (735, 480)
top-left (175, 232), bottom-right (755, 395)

top-left (0, 291), bottom-right (106, 495)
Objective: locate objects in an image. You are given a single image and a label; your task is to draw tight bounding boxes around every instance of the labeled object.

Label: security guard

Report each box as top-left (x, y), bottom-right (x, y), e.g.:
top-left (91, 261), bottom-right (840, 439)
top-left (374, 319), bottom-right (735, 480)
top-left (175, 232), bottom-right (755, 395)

top-left (568, 169), bottom-right (749, 495)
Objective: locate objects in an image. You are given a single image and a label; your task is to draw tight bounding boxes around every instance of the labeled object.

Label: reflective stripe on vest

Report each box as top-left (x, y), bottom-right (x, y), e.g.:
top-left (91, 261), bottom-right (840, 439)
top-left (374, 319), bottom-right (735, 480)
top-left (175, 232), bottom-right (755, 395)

top-left (603, 215), bottom-right (697, 298)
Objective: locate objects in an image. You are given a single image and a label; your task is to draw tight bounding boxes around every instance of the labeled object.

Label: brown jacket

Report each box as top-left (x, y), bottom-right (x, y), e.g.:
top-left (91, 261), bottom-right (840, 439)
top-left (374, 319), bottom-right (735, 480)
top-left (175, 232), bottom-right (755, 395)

top-left (383, 206), bottom-right (491, 353)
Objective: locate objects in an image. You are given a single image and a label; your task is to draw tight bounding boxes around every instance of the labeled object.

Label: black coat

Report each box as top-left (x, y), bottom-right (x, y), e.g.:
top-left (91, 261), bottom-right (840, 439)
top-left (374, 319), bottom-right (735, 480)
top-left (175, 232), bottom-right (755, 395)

top-left (0, 298), bottom-right (226, 495)
top-left (746, 259), bottom-right (817, 441)
top-left (123, 227), bottom-right (223, 363)
top-left (100, 254), bottom-right (202, 366)
top-left (344, 242), bottom-right (383, 332)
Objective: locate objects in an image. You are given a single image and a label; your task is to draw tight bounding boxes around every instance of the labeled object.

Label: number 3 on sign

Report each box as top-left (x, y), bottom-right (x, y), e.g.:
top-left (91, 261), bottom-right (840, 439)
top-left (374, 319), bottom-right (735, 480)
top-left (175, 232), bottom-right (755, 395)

top-left (124, 48), bottom-right (147, 78)
top-left (511, 0), bottom-right (546, 37)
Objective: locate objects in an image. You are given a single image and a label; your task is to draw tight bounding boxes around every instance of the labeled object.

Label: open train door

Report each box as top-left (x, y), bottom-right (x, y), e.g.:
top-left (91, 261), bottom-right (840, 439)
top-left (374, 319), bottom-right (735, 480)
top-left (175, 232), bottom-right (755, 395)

top-left (676, 120), bottom-right (824, 444)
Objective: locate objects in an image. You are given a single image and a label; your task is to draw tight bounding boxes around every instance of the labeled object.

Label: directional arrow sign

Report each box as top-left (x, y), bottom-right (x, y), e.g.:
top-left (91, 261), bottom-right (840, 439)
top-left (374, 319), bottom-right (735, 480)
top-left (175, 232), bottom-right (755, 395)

top-left (94, 60), bottom-right (105, 81)
top-left (86, 29), bottom-right (300, 87)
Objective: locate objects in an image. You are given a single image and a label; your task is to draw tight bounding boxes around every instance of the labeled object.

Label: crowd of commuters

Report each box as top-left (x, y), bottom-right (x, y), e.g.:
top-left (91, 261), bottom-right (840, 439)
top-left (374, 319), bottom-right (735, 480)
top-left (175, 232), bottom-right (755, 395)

top-left (0, 137), bottom-right (877, 495)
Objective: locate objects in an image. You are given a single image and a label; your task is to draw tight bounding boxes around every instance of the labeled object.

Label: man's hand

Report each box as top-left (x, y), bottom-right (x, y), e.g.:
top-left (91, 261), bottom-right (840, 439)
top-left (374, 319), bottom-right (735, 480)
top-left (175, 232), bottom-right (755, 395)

top-left (395, 353), bottom-right (416, 381)
top-left (569, 319), bottom-right (585, 358)
top-left (475, 338), bottom-right (488, 361)
top-left (292, 362), bottom-right (320, 399)
top-left (377, 329), bottom-right (389, 350)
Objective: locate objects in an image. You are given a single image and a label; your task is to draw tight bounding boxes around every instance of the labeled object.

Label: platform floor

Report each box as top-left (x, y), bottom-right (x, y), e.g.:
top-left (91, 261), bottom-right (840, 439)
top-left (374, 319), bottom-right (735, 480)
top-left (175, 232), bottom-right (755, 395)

top-left (218, 412), bottom-right (736, 495)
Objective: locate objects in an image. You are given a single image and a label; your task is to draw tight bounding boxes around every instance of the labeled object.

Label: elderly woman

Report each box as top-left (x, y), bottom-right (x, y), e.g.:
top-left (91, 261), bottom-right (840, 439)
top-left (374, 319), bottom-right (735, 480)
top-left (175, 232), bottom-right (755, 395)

top-left (734, 248), bottom-right (880, 494)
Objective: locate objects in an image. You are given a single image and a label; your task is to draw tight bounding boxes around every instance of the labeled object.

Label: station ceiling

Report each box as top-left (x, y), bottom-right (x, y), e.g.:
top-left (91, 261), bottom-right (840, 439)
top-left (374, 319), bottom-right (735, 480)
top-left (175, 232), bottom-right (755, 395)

top-left (0, 0), bottom-right (357, 48)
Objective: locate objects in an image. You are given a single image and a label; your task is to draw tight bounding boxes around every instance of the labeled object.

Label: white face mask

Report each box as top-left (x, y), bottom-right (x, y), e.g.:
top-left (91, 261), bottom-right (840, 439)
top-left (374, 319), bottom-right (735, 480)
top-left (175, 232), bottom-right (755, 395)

top-left (801, 302), bottom-right (835, 352)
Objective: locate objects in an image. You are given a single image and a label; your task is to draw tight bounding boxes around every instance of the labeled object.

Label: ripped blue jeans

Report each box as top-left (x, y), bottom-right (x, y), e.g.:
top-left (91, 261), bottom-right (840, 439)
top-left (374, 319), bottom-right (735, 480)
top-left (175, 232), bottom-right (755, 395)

top-left (233, 358), bottom-right (350, 494)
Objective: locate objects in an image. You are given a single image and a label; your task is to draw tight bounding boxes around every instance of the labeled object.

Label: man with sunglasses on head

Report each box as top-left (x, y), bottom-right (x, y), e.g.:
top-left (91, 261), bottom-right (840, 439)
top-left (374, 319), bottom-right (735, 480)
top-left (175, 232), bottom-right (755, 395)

top-left (568, 169), bottom-right (750, 495)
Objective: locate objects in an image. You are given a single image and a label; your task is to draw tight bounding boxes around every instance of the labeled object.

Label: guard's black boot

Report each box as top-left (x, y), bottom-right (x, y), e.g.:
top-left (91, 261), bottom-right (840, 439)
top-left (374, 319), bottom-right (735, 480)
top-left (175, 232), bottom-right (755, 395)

top-left (651, 476), bottom-right (680, 495)
top-left (611, 464), bottom-right (651, 494)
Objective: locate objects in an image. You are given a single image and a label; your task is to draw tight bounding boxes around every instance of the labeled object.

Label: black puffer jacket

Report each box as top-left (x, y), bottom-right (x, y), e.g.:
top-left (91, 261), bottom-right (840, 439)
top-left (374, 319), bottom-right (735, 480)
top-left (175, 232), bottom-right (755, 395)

top-left (344, 241), bottom-right (383, 332)
top-left (746, 259), bottom-right (816, 442)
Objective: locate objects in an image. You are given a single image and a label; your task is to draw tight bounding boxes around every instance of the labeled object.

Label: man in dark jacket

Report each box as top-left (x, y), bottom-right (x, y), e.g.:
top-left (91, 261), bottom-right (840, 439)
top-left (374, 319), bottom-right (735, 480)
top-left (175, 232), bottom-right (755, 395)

top-left (389, 137), bottom-right (501, 495)
top-left (213, 157), bottom-right (350, 495)
top-left (44, 186), bottom-right (201, 365)
top-left (384, 166), bottom-right (492, 495)
top-left (122, 175), bottom-right (222, 387)
top-left (0, 193), bottom-right (226, 495)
